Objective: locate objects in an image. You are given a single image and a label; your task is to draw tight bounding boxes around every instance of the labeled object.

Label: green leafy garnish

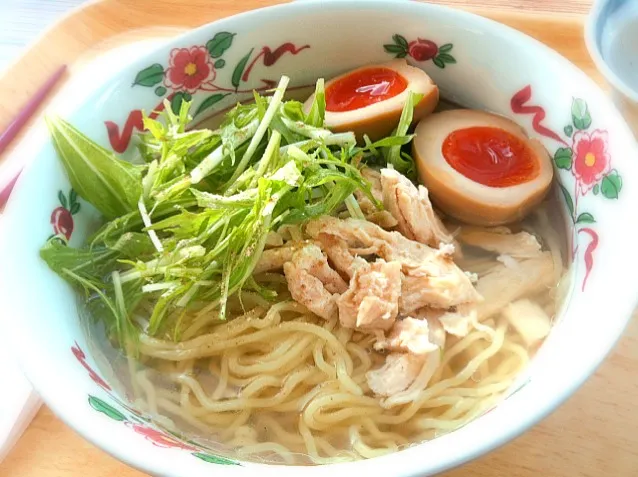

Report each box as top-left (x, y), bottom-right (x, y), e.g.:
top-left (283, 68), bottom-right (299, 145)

top-left (46, 117), bottom-right (143, 219)
top-left (41, 75), bottom-right (423, 348)
top-left (305, 78), bottom-right (326, 128)
top-left (384, 91), bottom-right (423, 178)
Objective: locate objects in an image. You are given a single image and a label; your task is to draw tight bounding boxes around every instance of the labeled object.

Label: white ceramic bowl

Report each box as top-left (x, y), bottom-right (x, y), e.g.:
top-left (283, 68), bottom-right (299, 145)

top-left (585, 0), bottom-right (638, 136)
top-left (2, 1), bottom-right (638, 476)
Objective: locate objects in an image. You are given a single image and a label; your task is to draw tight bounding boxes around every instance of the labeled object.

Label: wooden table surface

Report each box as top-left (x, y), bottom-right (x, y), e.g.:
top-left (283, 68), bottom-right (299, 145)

top-left (8, 1), bottom-right (638, 477)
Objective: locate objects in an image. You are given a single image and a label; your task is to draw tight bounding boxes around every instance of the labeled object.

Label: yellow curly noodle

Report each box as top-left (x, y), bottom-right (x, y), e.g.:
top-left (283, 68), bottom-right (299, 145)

top-left (113, 203), bottom-right (566, 466)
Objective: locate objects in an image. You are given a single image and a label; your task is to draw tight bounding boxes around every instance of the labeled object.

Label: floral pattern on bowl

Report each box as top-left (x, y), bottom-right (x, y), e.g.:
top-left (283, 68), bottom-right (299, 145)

top-left (384, 34), bottom-right (457, 68)
top-left (510, 85), bottom-right (623, 291)
top-left (105, 32), bottom-right (311, 153)
top-left (73, 342), bottom-right (240, 466)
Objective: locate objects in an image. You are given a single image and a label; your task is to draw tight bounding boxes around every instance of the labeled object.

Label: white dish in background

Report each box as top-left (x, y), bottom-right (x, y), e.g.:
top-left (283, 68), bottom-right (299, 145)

top-left (1, 1), bottom-right (638, 476)
top-left (586, 0), bottom-right (638, 136)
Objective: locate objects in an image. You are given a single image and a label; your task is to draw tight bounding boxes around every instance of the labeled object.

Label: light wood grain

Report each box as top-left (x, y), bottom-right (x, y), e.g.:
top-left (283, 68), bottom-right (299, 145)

top-left (6, 1), bottom-right (636, 477)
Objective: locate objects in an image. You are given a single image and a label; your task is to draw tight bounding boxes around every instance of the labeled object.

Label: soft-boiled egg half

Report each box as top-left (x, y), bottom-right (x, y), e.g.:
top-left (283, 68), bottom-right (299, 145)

top-left (413, 110), bottom-right (553, 226)
top-left (304, 59), bottom-right (439, 142)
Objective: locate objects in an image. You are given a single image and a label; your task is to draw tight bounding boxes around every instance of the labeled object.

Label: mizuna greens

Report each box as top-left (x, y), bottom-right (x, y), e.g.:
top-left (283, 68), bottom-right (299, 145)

top-left (41, 76), bottom-right (419, 349)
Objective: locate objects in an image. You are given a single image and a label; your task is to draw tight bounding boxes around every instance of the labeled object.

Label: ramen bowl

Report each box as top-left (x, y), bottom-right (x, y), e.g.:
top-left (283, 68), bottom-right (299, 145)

top-left (1, 1), bottom-right (638, 476)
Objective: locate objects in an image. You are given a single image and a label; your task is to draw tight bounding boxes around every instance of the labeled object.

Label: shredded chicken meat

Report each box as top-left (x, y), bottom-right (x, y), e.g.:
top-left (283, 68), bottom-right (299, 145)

top-left (476, 251), bottom-right (555, 320)
top-left (338, 260), bottom-right (402, 330)
top-left (419, 303), bottom-right (478, 337)
top-left (366, 353), bottom-right (426, 397)
top-left (282, 244), bottom-right (346, 320)
top-left (457, 226), bottom-right (542, 258)
top-left (254, 244), bottom-right (295, 274)
top-left (380, 168), bottom-right (453, 247)
top-left (354, 168), bottom-right (399, 229)
top-left (263, 172), bottom-right (561, 399)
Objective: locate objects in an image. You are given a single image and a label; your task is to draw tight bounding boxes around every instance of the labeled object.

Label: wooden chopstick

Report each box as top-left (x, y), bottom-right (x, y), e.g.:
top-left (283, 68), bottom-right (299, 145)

top-left (0, 64), bottom-right (66, 207)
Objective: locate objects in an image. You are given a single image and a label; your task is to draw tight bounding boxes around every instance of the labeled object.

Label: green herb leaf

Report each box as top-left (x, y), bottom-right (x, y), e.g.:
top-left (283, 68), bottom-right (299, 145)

top-left (365, 135), bottom-right (414, 149)
top-left (104, 232), bottom-right (156, 260)
top-left (384, 91), bottom-right (423, 178)
top-left (46, 116), bottom-right (143, 219)
top-left (40, 238), bottom-right (119, 281)
top-left (89, 196), bottom-right (197, 246)
top-left (133, 64), bottom-right (164, 87)
top-left (42, 74), bottom-right (383, 347)
top-left (206, 32), bottom-right (235, 58)
top-left (305, 78), bottom-right (326, 128)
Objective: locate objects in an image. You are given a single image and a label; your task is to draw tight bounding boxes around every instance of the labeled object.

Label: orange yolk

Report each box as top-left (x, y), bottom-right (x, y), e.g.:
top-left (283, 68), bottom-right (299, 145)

top-left (325, 67), bottom-right (408, 112)
top-left (441, 127), bottom-right (539, 188)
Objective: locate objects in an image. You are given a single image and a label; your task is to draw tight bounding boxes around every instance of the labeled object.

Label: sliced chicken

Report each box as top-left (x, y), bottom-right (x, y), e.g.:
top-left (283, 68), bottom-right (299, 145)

top-left (314, 233), bottom-right (367, 279)
top-left (282, 244), bottom-right (346, 321)
top-left (419, 303), bottom-right (478, 337)
top-left (354, 168), bottom-right (398, 229)
top-left (502, 298), bottom-right (552, 347)
top-left (374, 316), bottom-right (444, 355)
top-left (265, 231), bottom-right (284, 248)
top-left (306, 216), bottom-right (438, 266)
top-left (288, 243), bottom-right (347, 294)
top-left (457, 226), bottom-right (542, 258)
top-left (338, 260), bottom-right (402, 331)
top-left (283, 261), bottom-right (338, 321)
top-left (380, 168), bottom-right (453, 247)
top-left (399, 260), bottom-right (482, 313)
top-left (254, 244), bottom-right (295, 274)
top-left (366, 353), bottom-right (426, 397)
top-left (476, 251), bottom-right (555, 320)
top-left (306, 216), bottom-right (481, 312)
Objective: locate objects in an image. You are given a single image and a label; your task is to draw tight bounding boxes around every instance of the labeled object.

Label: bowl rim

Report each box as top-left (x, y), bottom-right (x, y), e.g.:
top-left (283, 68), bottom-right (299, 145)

top-left (585, 0), bottom-right (638, 103)
top-left (3, 1), bottom-right (638, 476)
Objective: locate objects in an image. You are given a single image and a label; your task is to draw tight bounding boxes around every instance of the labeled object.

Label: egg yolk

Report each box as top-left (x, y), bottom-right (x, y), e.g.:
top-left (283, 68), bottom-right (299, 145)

top-left (325, 67), bottom-right (408, 112)
top-left (441, 127), bottom-right (539, 188)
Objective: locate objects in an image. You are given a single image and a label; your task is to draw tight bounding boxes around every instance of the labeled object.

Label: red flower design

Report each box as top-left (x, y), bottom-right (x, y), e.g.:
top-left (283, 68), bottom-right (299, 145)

top-left (50, 189), bottom-right (80, 240)
top-left (51, 207), bottom-right (74, 240)
top-left (71, 342), bottom-right (111, 391)
top-left (164, 46), bottom-right (215, 93)
top-left (126, 423), bottom-right (197, 450)
top-left (572, 129), bottom-right (611, 195)
top-left (408, 38), bottom-right (438, 61)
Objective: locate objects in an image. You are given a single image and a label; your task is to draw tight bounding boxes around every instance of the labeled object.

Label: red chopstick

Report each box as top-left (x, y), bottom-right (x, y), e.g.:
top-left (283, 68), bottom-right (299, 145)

top-left (0, 64), bottom-right (67, 208)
